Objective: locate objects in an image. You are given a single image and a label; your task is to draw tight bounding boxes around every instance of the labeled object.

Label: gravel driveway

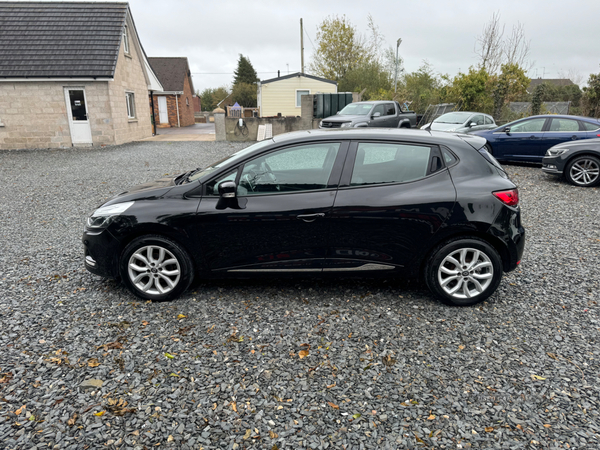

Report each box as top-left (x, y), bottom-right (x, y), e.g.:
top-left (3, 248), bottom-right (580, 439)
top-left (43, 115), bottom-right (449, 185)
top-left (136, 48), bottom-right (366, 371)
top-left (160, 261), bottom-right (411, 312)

top-left (1, 141), bottom-right (599, 449)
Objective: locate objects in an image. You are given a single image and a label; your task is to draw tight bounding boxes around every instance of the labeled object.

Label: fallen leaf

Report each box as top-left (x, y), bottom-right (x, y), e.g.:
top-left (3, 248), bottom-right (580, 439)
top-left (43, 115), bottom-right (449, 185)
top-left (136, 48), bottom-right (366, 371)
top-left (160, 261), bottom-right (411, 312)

top-left (352, 413), bottom-right (361, 419)
top-left (547, 353), bottom-right (558, 360)
top-left (94, 411), bottom-right (105, 417)
top-left (298, 350), bottom-right (309, 359)
top-left (531, 374), bottom-right (546, 381)
top-left (327, 402), bottom-right (339, 410)
top-left (243, 429), bottom-right (252, 440)
top-left (326, 382), bottom-right (336, 389)
top-left (15, 405), bottom-right (25, 415)
top-left (177, 314), bottom-right (186, 320)
top-left (67, 413), bottom-right (77, 426)
top-left (131, 430), bottom-right (140, 435)
top-left (427, 414), bottom-right (436, 420)
top-left (269, 430), bottom-right (278, 439)
top-left (141, 321), bottom-right (149, 326)
top-left (87, 358), bottom-right (100, 368)
top-left (414, 433), bottom-right (425, 444)
top-left (167, 435), bottom-right (174, 442)
top-left (543, 424), bottom-right (551, 428)
top-left (485, 426), bottom-right (494, 432)
top-left (232, 402), bottom-right (237, 413)
top-left (458, 345), bottom-right (465, 351)
top-left (164, 353), bottom-right (175, 359)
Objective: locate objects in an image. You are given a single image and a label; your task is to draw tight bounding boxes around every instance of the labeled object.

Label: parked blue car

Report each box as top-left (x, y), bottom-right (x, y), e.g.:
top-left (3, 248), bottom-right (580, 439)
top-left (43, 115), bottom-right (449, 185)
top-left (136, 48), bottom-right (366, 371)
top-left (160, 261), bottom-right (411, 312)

top-left (471, 115), bottom-right (600, 162)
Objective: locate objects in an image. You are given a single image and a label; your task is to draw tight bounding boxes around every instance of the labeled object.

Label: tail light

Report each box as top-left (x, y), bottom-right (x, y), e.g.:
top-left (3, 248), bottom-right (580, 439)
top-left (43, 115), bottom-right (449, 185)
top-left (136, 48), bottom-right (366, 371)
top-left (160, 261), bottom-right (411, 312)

top-left (493, 188), bottom-right (519, 206)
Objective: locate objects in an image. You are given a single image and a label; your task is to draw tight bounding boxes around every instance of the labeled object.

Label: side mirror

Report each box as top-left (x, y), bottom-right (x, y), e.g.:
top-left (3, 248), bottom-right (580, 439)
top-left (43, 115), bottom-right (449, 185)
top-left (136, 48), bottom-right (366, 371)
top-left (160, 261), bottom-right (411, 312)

top-left (218, 180), bottom-right (237, 198)
top-left (503, 126), bottom-right (511, 134)
top-left (469, 122), bottom-right (477, 127)
top-left (372, 112), bottom-right (381, 118)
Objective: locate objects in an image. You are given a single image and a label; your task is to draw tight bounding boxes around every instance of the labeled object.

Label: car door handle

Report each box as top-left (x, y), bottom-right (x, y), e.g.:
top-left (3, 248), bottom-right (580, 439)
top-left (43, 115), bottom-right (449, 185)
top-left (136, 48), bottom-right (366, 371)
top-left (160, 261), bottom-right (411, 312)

top-left (571, 135), bottom-right (578, 140)
top-left (297, 213), bottom-right (325, 222)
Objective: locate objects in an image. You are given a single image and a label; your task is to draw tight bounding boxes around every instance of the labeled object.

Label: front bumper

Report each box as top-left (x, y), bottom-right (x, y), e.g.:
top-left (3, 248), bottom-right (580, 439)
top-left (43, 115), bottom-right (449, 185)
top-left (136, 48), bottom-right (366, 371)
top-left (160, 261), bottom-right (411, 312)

top-left (541, 157), bottom-right (565, 175)
top-left (82, 227), bottom-right (121, 279)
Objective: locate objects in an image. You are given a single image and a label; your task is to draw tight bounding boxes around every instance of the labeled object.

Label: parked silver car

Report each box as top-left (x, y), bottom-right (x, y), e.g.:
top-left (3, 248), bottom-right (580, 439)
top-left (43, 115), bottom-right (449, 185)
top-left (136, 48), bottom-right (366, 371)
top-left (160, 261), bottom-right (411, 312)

top-left (420, 112), bottom-right (496, 133)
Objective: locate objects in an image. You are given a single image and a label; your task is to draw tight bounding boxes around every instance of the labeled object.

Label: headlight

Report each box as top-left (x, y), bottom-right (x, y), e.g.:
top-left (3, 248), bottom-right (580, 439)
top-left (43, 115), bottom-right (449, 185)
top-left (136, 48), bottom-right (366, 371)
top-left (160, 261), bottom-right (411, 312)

top-left (340, 122), bottom-right (352, 128)
top-left (86, 201), bottom-right (134, 229)
top-left (319, 121), bottom-right (323, 128)
top-left (546, 148), bottom-right (568, 157)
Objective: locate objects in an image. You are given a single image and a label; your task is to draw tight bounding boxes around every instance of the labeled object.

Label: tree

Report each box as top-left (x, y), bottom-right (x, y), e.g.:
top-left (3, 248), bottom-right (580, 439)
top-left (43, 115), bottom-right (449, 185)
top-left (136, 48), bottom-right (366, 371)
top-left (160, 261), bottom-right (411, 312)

top-left (401, 62), bottom-right (445, 114)
top-left (531, 83), bottom-right (547, 116)
top-left (475, 12), bottom-right (533, 74)
top-left (309, 15), bottom-right (369, 81)
top-left (199, 86), bottom-right (229, 111)
top-left (231, 82), bottom-right (256, 107)
top-left (582, 68), bottom-right (600, 117)
top-left (492, 63), bottom-right (530, 119)
top-left (448, 66), bottom-right (492, 113)
top-left (233, 55), bottom-right (258, 85)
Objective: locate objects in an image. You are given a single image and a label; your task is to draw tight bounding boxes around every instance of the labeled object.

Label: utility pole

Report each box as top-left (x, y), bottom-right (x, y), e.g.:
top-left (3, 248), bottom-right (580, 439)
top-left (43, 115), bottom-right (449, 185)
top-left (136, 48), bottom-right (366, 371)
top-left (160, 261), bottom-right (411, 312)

top-left (394, 38), bottom-right (402, 93)
top-left (300, 18), bottom-right (304, 74)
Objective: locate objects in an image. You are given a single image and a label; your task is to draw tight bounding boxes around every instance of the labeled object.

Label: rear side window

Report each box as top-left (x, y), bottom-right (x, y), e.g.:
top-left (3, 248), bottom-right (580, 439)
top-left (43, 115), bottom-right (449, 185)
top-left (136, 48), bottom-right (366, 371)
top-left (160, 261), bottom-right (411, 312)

top-left (582, 121), bottom-right (600, 131)
top-left (351, 143), bottom-right (433, 186)
top-left (549, 118), bottom-right (580, 132)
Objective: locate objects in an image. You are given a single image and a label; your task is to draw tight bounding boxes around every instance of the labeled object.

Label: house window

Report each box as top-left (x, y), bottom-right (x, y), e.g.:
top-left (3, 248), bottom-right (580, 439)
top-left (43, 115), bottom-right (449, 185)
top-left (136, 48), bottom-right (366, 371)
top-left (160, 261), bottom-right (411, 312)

top-left (125, 92), bottom-right (136, 119)
top-left (296, 89), bottom-right (310, 107)
top-left (122, 26), bottom-right (130, 54)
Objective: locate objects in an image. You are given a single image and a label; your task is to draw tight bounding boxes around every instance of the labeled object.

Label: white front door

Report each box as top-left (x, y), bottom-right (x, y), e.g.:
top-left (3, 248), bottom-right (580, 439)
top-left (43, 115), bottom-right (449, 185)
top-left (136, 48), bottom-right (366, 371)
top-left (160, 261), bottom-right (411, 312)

top-left (158, 96), bottom-right (168, 124)
top-left (64, 87), bottom-right (93, 145)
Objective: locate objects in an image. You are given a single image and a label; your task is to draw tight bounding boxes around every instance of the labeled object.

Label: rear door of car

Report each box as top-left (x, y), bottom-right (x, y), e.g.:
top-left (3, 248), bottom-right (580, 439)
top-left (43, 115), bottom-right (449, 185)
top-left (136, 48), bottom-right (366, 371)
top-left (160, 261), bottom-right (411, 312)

top-left (324, 139), bottom-right (456, 272)
top-left (195, 140), bottom-right (349, 272)
top-left (543, 118), bottom-right (589, 156)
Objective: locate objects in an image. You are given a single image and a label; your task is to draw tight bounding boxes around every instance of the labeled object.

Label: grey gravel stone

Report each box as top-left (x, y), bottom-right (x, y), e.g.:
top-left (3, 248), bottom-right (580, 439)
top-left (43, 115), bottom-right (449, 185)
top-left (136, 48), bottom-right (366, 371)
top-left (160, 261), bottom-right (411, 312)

top-left (1, 141), bottom-right (599, 449)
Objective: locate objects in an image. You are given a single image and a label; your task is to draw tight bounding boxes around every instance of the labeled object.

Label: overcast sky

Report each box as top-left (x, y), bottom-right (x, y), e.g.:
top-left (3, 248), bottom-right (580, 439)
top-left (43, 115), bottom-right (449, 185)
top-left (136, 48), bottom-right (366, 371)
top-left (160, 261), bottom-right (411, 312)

top-left (35, 0), bottom-right (600, 91)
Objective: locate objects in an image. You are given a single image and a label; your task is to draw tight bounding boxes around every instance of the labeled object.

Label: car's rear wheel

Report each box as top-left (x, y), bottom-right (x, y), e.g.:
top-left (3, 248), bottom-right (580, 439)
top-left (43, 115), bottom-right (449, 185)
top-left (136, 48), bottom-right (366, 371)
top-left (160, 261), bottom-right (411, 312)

top-left (120, 235), bottom-right (193, 301)
top-left (565, 155), bottom-right (600, 187)
top-left (484, 144), bottom-right (493, 155)
top-left (425, 238), bottom-right (503, 306)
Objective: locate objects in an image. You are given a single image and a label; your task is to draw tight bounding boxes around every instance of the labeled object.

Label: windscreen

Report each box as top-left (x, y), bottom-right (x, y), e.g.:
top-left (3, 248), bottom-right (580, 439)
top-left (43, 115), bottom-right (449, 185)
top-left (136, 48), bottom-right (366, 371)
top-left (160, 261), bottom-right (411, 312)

top-left (434, 112), bottom-right (471, 124)
top-left (338, 103), bottom-right (374, 115)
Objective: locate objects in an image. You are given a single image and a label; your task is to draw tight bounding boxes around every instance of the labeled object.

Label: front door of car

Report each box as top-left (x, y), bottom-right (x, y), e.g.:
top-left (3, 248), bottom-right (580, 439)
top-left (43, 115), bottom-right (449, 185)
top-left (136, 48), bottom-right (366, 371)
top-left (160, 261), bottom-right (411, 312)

top-left (492, 117), bottom-right (548, 161)
top-left (195, 141), bottom-right (348, 272)
top-left (543, 118), bottom-right (589, 157)
top-left (325, 141), bottom-right (456, 272)
top-left (369, 104), bottom-right (388, 127)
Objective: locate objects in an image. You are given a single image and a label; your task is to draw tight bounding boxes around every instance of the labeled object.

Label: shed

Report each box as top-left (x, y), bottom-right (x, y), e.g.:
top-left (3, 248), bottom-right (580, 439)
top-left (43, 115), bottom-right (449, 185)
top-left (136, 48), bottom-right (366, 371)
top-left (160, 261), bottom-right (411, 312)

top-left (257, 72), bottom-right (337, 117)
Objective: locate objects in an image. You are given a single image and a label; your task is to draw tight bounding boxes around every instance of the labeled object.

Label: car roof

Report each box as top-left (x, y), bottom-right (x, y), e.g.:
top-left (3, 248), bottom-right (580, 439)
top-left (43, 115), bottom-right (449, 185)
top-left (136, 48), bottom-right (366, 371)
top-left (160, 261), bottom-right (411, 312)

top-left (519, 114), bottom-right (600, 123)
top-left (270, 128), bottom-right (486, 148)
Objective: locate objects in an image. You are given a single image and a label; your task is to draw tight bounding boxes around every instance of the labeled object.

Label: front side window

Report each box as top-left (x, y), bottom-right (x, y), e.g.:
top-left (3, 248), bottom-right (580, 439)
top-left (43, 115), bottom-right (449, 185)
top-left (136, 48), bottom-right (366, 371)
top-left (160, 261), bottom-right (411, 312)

top-left (510, 118), bottom-right (546, 133)
top-left (372, 104), bottom-right (385, 116)
top-left (296, 90), bottom-right (310, 107)
top-left (549, 118), bottom-right (579, 132)
top-left (207, 170), bottom-right (238, 196)
top-left (351, 142), bottom-right (433, 186)
top-left (125, 92), bottom-right (136, 118)
top-left (239, 143), bottom-right (340, 195)
top-left (471, 115), bottom-right (484, 126)
top-left (122, 26), bottom-right (130, 54)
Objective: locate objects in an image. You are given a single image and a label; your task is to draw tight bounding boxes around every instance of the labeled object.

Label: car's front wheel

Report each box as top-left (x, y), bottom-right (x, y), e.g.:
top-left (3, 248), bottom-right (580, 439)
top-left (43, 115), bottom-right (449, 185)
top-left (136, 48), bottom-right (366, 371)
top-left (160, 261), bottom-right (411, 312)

top-left (425, 238), bottom-right (503, 306)
top-left (120, 235), bottom-right (193, 301)
top-left (565, 155), bottom-right (600, 187)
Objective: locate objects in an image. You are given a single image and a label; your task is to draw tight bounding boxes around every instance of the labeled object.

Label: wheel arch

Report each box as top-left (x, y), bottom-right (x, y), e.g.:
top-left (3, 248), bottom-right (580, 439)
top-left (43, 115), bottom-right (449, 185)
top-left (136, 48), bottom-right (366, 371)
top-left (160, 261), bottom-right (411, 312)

top-left (416, 230), bottom-right (512, 278)
top-left (564, 151), bottom-right (600, 170)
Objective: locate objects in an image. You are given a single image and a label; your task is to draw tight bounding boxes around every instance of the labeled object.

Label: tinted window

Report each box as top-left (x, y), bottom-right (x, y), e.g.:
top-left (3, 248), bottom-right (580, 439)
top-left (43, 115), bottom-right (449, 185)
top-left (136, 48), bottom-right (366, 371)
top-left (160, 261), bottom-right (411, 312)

top-left (239, 143), bottom-right (340, 195)
top-left (372, 104), bottom-right (385, 116)
top-left (384, 103), bottom-right (396, 116)
top-left (207, 170), bottom-right (238, 195)
top-left (510, 118), bottom-right (546, 133)
top-left (582, 121), bottom-right (600, 131)
top-left (351, 143), bottom-right (432, 186)
top-left (549, 118), bottom-right (579, 132)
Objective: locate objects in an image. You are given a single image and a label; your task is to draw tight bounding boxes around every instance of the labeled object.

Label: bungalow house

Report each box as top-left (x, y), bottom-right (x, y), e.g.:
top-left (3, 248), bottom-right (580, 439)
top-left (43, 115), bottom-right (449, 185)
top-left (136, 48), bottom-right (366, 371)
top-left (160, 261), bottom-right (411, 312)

top-left (148, 57), bottom-right (195, 128)
top-left (257, 72), bottom-right (337, 117)
top-left (0, 2), bottom-right (162, 150)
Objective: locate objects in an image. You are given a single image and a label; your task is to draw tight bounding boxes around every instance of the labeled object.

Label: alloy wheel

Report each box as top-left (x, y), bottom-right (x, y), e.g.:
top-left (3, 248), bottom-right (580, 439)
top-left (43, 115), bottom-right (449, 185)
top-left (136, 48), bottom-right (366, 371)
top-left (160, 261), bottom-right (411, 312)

top-left (569, 158), bottom-right (600, 186)
top-left (437, 248), bottom-right (494, 299)
top-left (127, 245), bottom-right (181, 295)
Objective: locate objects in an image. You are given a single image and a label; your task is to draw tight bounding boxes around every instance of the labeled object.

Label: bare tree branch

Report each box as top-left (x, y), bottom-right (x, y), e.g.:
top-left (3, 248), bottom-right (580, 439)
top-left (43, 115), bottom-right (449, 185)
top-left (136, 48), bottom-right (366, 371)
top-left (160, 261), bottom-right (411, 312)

top-left (504, 22), bottom-right (533, 72)
top-left (475, 11), bottom-right (504, 74)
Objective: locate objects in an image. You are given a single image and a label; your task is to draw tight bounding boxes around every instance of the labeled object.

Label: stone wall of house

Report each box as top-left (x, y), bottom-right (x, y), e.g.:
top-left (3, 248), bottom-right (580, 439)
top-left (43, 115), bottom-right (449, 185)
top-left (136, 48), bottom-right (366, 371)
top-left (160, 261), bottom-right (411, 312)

top-left (0, 81), bottom-right (115, 150)
top-left (108, 18), bottom-right (153, 145)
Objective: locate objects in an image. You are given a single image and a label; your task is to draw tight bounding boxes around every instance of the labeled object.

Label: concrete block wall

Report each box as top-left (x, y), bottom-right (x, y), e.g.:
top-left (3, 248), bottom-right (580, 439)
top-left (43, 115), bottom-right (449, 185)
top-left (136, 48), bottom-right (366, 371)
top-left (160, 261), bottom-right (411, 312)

top-left (108, 27), bottom-right (153, 146)
top-left (0, 81), bottom-right (114, 150)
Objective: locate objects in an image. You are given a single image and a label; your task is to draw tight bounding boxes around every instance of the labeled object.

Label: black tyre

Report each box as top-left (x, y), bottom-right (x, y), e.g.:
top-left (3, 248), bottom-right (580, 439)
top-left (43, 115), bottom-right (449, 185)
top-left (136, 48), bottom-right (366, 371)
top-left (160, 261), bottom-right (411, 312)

top-left (425, 238), bottom-right (503, 306)
top-left (120, 235), bottom-right (193, 301)
top-left (565, 155), bottom-right (600, 187)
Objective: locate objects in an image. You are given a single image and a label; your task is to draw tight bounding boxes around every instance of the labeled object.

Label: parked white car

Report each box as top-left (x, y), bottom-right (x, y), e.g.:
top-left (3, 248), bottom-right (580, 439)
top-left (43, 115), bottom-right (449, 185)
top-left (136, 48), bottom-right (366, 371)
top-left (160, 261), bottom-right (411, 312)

top-left (421, 112), bottom-right (496, 133)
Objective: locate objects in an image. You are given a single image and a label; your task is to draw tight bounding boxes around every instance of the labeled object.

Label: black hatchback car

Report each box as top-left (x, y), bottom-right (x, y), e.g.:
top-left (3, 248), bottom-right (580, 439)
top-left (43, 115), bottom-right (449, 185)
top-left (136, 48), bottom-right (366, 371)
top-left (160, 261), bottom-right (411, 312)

top-left (83, 129), bottom-right (525, 306)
